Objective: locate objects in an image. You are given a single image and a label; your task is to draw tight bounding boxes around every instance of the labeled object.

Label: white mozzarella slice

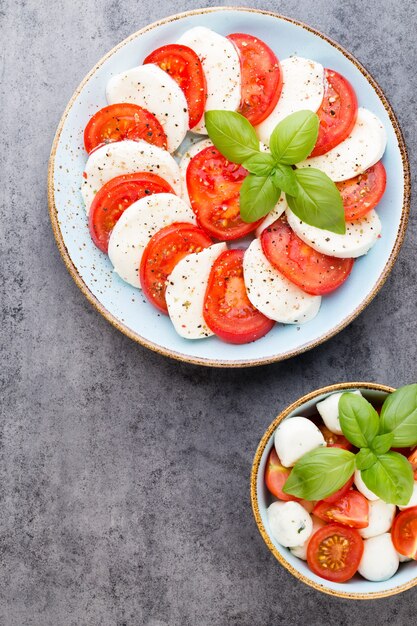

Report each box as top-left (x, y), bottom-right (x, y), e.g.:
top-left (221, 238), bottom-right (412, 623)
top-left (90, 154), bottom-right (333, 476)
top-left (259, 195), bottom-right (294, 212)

top-left (106, 64), bottom-right (188, 152)
top-left (165, 243), bottom-right (227, 340)
top-left (359, 500), bottom-right (396, 539)
top-left (255, 192), bottom-right (289, 237)
top-left (399, 481), bottom-right (417, 510)
top-left (82, 140), bottom-right (181, 214)
top-left (179, 139), bottom-right (214, 203)
top-left (358, 534), bottom-right (399, 582)
top-left (267, 501), bottom-right (313, 548)
top-left (290, 515), bottom-right (325, 560)
top-left (354, 469), bottom-right (379, 501)
top-left (316, 390), bottom-right (362, 435)
top-left (177, 27), bottom-right (241, 134)
top-left (108, 193), bottom-right (196, 288)
top-left (286, 208), bottom-right (381, 259)
top-left (274, 416), bottom-right (326, 468)
top-left (256, 57), bottom-right (324, 146)
top-left (243, 240), bottom-right (321, 324)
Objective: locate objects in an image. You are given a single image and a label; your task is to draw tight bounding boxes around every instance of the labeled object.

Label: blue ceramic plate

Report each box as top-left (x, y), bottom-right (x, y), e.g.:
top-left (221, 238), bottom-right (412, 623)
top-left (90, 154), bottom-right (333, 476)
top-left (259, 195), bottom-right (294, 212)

top-left (48, 7), bottom-right (410, 367)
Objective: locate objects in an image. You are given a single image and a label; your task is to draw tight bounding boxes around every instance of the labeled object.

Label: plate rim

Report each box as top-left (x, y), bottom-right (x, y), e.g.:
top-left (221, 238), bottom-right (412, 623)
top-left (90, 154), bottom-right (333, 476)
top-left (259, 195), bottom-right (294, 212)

top-left (47, 6), bottom-right (411, 368)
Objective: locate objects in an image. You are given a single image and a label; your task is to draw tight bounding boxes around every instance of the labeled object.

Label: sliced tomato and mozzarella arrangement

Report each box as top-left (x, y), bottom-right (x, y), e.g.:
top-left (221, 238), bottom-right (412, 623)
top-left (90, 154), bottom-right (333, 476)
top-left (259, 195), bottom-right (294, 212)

top-left (265, 392), bottom-right (417, 584)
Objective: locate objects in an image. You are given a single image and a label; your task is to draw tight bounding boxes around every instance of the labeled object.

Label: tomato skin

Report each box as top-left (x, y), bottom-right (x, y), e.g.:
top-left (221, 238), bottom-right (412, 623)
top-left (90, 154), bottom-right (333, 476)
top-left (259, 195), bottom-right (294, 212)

top-left (337, 161), bottom-right (387, 221)
top-left (186, 146), bottom-right (262, 240)
top-left (203, 249), bottom-right (275, 344)
top-left (322, 476), bottom-right (354, 504)
top-left (265, 448), bottom-right (300, 502)
top-left (140, 223), bottom-right (212, 314)
top-left (88, 173), bottom-right (175, 253)
top-left (311, 69), bottom-right (358, 157)
top-left (144, 44), bottom-right (207, 129)
top-left (408, 448), bottom-right (417, 479)
top-left (227, 33), bottom-right (283, 126)
top-left (313, 490), bottom-right (368, 528)
top-left (84, 103), bottom-right (167, 153)
top-left (307, 524), bottom-right (364, 583)
top-left (261, 216), bottom-right (354, 295)
top-left (319, 426), bottom-right (353, 451)
top-left (392, 506), bottom-right (417, 559)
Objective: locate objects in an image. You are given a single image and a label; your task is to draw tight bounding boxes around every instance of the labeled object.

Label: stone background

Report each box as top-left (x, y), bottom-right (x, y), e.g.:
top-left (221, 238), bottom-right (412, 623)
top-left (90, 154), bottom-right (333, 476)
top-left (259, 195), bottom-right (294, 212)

top-left (1, 0), bottom-right (416, 624)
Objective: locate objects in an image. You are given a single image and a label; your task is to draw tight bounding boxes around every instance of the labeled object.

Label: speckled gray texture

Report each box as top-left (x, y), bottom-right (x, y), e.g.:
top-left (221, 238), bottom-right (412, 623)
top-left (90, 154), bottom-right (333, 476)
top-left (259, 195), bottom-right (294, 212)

top-left (1, 0), bottom-right (417, 624)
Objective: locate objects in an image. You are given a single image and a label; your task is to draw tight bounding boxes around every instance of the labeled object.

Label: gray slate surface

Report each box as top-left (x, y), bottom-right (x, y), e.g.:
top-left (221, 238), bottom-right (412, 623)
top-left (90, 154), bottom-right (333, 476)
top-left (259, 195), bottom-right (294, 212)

top-left (1, 0), bottom-right (416, 624)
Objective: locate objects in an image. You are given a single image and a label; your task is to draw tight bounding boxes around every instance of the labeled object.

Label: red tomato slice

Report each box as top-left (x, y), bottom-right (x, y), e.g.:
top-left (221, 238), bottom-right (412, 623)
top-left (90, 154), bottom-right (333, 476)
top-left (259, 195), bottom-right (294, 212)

top-left (392, 506), bottom-right (417, 559)
top-left (140, 223), bottom-right (212, 314)
top-left (311, 69), bottom-right (358, 157)
top-left (307, 524), bottom-right (364, 582)
top-left (313, 490), bottom-right (369, 529)
top-left (336, 161), bottom-right (387, 221)
top-left (227, 33), bottom-right (283, 126)
top-left (408, 448), bottom-right (417, 479)
top-left (322, 476), bottom-right (354, 504)
top-left (187, 146), bottom-right (261, 240)
top-left (144, 44), bottom-right (207, 129)
top-left (203, 249), bottom-right (275, 344)
top-left (84, 103), bottom-right (167, 153)
top-left (261, 216), bottom-right (354, 295)
top-left (265, 448), bottom-right (300, 502)
top-left (319, 426), bottom-right (353, 451)
top-left (89, 173), bottom-right (175, 253)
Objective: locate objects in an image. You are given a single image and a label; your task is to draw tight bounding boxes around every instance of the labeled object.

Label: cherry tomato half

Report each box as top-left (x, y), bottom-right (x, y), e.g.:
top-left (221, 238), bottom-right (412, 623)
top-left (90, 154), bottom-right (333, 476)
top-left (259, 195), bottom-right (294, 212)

top-left (408, 448), bottom-right (417, 480)
top-left (322, 476), bottom-right (354, 504)
top-left (307, 524), bottom-right (364, 582)
top-left (391, 506), bottom-right (417, 559)
top-left (319, 425), bottom-right (353, 451)
top-left (336, 161), bottom-right (387, 221)
top-left (265, 448), bottom-right (300, 502)
top-left (313, 490), bottom-right (369, 529)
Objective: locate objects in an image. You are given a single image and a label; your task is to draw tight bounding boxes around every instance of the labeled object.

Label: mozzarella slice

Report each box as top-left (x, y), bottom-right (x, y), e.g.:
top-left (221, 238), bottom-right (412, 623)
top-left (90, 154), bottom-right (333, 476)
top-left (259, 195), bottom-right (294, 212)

top-left (106, 64), bottom-right (188, 152)
top-left (286, 208), bottom-right (381, 259)
top-left (290, 515), bottom-right (325, 560)
top-left (82, 140), bottom-right (181, 214)
top-left (297, 108), bottom-right (387, 181)
top-left (108, 193), bottom-right (196, 288)
top-left (316, 390), bottom-right (362, 435)
top-left (354, 469), bottom-right (379, 501)
top-left (399, 481), bottom-right (417, 510)
top-left (256, 57), bottom-right (324, 146)
top-left (177, 27), bottom-right (241, 134)
top-left (255, 192), bottom-right (289, 237)
top-left (274, 416), bottom-right (326, 468)
top-left (165, 243), bottom-right (227, 339)
top-left (179, 138), bottom-right (214, 204)
top-left (358, 534), bottom-right (399, 582)
top-left (359, 500), bottom-right (396, 539)
top-left (267, 501), bottom-right (313, 548)
top-left (243, 240), bottom-right (321, 324)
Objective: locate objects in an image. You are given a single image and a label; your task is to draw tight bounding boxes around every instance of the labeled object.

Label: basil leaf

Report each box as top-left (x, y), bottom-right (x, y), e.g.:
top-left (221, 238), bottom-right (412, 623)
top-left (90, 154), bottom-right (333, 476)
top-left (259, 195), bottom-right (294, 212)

top-left (361, 451), bottom-right (414, 506)
top-left (274, 164), bottom-right (298, 197)
top-left (283, 447), bottom-right (355, 500)
top-left (355, 448), bottom-right (377, 471)
top-left (287, 168), bottom-right (346, 234)
top-left (242, 153), bottom-right (276, 176)
top-left (371, 432), bottom-right (395, 455)
top-left (269, 110), bottom-right (319, 165)
top-left (380, 384), bottom-right (417, 447)
top-left (239, 174), bottom-right (280, 223)
top-left (339, 393), bottom-right (379, 448)
top-left (205, 110), bottom-right (260, 164)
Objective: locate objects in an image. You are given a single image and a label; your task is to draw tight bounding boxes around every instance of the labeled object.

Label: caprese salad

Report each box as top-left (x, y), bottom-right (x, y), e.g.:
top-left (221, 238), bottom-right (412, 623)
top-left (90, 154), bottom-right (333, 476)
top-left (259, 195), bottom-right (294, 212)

top-left (264, 386), bottom-right (417, 584)
top-left (81, 26), bottom-right (387, 345)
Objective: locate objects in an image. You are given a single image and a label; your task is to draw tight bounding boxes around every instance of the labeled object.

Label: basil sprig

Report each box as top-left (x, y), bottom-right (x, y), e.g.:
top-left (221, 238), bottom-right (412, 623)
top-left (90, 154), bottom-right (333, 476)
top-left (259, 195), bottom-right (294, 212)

top-left (205, 109), bottom-right (345, 234)
top-left (283, 385), bottom-right (417, 506)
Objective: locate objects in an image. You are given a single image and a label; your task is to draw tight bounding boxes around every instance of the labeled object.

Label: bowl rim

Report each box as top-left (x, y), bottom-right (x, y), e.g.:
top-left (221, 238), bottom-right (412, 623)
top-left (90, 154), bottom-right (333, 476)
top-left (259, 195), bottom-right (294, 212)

top-left (250, 381), bottom-right (417, 599)
top-left (47, 6), bottom-right (411, 369)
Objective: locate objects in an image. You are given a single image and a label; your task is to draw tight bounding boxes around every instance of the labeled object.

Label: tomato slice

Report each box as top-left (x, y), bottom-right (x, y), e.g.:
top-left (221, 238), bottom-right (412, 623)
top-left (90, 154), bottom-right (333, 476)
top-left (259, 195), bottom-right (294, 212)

top-left (313, 490), bottom-right (369, 529)
top-left (392, 506), bottom-right (417, 559)
top-left (307, 524), bottom-right (363, 582)
top-left (261, 216), bottom-right (354, 295)
top-left (265, 448), bottom-right (300, 502)
top-left (322, 476), bottom-right (354, 504)
top-left (336, 161), bottom-right (387, 221)
top-left (140, 223), bottom-right (212, 314)
top-left (144, 44), bottom-right (207, 129)
top-left (319, 426), bottom-right (353, 451)
top-left (408, 448), bottom-right (417, 479)
top-left (186, 146), bottom-right (261, 240)
top-left (84, 103), bottom-right (167, 153)
top-left (89, 173), bottom-right (175, 253)
top-left (310, 69), bottom-right (358, 157)
top-left (203, 249), bottom-right (275, 344)
top-left (227, 33), bottom-right (282, 126)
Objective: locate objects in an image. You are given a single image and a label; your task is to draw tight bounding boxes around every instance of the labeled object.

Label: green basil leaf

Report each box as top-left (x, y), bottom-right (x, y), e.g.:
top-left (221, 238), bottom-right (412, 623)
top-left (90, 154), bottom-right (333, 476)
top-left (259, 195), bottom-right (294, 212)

top-left (371, 432), bottom-right (395, 455)
top-left (239, 174), bottom-right (280, 223)
top-left (205, 110), bottom-right (259, 164)
top-left (242, 152), bottom-right (276, 176)
top-left (361, 451), bottom-right (414, 506)
top-left (287, 168), bottom-right (346, 234)
top-left (339, 393), bottom-right (380, 448)
top-left (380, 384), bottom-right (417, 447)
top-left (283, 447), bottom-right (356, 500)
top-left (274, 164), bottom-right (298, 197)
top-left (355, 448), bottom-right (377, 471)
top-left (269, 110), bottom-right (319, 165)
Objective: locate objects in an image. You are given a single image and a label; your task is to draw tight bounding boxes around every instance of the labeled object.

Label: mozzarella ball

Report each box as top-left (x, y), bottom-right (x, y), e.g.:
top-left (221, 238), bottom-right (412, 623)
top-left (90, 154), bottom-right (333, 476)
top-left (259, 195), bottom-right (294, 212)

top-left (274, 417), bottom-right (326, 468)
top-left (359, 500), bottom-right (396, 539)
top-left (290, 515), bottom-right (325, 560)
top-left (267, 501), bottom-right (313, 548)
top-left (316, 390), bottom-right (362, 435)
top-left (399, 481), bottom-right (417, 510)
top-left (354, 469), bottom-right (379, 501)
top-left (358, 534), bottom-right (399, 581)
